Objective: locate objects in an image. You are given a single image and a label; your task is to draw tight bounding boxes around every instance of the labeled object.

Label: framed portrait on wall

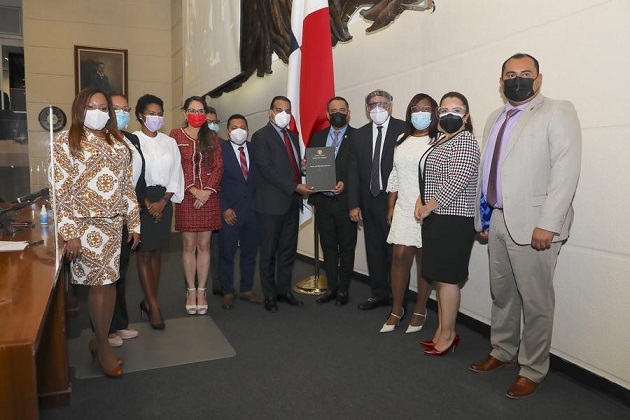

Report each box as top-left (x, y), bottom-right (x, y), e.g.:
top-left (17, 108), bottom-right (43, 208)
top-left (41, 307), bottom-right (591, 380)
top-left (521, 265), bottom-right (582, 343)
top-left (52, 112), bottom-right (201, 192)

top-left (74, 46), bottom-right (127, 96)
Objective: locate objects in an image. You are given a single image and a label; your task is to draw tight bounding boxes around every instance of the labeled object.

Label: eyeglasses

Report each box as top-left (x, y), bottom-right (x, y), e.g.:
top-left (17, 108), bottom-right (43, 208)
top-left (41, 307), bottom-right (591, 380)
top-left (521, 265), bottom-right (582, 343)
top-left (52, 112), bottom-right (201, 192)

top-left (86, 103), bottom-right (109, 112)
top-left (206, 119), bottom-right (220, 124)
top-left (410, 105), bottom-right (432, 113)
top-left (437, 106), bottom-right (467, 116)
top-left (367, 101), bottom-right (390, 110)
top-left (114, 106), bottom-right (131, 113)
top-left (186, 109), bottom-right (205, 114)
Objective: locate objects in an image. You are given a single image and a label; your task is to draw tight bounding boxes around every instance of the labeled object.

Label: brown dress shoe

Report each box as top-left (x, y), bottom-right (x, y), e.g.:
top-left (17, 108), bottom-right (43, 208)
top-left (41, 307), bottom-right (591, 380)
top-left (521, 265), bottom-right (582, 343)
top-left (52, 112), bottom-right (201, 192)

top-left (221, 294), bottom-right (235, 310)
top-left (506, 376), bottom-right (539, 399)
top-left (239, 291), bottom-right (263, 304)
top-left (469, 355), bottom-right (516, 373)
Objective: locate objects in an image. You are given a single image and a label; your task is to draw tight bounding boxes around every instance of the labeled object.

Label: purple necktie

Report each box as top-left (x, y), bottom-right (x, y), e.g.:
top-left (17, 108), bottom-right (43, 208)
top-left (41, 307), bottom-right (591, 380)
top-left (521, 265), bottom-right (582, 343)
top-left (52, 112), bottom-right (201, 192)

top-left (486, 108), bottom-right (520, 207)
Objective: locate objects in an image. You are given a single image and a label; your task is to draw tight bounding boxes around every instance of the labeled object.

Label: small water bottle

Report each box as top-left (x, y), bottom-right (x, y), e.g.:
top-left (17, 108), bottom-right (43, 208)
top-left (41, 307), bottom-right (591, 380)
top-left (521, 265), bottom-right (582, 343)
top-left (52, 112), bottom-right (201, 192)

top-left (40, 205), bottom-right (49, 225)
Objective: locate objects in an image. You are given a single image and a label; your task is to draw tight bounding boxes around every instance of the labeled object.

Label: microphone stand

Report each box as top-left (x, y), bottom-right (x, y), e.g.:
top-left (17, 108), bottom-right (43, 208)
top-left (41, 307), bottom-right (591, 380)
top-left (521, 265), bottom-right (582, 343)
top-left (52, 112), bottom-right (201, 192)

top-left (0, 201), bottom-right (36, 236)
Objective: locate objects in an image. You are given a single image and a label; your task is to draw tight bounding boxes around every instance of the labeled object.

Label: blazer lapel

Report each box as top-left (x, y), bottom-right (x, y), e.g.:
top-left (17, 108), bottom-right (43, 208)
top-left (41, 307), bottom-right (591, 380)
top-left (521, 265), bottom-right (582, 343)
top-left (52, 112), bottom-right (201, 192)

top-left (503, 94), bottom-right (545, 159)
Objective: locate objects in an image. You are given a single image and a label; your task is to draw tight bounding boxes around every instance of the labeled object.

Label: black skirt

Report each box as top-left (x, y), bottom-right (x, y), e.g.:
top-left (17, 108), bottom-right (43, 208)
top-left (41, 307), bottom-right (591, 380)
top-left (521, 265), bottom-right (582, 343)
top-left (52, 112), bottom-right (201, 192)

top-left (421, 214), bottom-right (475, 284)
top-left (137, 185), bottom-right (173, 252)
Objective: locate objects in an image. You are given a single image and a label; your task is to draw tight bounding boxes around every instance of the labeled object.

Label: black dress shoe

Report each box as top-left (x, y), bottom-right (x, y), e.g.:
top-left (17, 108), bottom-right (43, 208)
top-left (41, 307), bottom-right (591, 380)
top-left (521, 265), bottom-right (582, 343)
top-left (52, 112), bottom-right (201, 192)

top-left (277, 293), bottom-right (304, 307)
top-left (315, 290), bottom-right (336, 304)
top-left (264, 299), bottom-right (278, 313)
top-left (212, 288), bottom-right (223, 296)
top-left (357, 296), bottom-right (389, 310)
top-left (335, 290), bottom-right (349, 306)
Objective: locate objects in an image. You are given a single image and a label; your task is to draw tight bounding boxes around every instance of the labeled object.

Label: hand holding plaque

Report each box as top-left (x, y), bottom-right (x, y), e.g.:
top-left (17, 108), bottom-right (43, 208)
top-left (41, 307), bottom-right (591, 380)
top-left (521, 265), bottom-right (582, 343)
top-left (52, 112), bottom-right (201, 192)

top-left (305, 147), bottom-right (336, 192)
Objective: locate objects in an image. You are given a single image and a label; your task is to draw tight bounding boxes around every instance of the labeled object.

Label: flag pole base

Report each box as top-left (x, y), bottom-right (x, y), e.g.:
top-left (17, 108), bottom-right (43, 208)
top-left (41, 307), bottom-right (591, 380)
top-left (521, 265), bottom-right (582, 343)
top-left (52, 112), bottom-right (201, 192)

top-left (293, 275), bottom-right (327, 296)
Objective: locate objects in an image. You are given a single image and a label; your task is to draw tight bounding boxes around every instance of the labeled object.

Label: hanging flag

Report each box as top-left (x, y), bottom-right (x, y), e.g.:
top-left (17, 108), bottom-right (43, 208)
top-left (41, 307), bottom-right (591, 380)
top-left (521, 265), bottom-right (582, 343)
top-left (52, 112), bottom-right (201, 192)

top-left (287, 0), bottom-right (335, 149)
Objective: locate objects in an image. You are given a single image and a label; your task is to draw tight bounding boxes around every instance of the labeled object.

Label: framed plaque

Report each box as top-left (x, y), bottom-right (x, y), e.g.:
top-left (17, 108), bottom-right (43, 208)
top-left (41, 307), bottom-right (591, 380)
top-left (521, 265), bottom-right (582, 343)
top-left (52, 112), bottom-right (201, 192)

top-left (305, 147), bottom-right (336, 191)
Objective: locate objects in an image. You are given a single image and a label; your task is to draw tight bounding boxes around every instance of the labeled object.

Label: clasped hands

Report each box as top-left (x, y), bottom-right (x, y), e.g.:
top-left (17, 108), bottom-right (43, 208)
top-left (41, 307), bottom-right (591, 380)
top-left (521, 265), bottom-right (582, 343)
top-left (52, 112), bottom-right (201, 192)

top-left (190, 187), bottom-right (212, 210)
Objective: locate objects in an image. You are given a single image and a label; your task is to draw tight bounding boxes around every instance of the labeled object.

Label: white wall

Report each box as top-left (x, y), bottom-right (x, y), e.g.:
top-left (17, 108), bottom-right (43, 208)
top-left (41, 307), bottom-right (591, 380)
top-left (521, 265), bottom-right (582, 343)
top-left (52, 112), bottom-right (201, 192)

top-left (211, 0), bottom-right (630, 389)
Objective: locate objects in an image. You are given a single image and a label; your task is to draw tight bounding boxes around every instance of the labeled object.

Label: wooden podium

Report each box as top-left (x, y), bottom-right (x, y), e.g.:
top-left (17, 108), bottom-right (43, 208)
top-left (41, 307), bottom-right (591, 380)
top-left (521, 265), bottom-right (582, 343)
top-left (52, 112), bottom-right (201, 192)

top-left (0, 204), bottom-right (70, 419)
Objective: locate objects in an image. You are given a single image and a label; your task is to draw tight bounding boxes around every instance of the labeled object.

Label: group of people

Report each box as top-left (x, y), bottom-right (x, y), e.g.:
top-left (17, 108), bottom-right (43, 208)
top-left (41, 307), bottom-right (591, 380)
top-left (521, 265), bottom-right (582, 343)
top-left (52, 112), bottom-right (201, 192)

top-left (51, 52), bottom-right (581, 400)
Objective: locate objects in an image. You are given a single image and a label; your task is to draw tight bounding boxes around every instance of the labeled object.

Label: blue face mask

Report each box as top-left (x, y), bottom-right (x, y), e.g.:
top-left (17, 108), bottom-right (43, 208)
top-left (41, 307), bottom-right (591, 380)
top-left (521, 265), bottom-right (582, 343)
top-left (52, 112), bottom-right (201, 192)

top-left (115, 110), bottom-right (130, 130)
top-left (410, 111), bottom-right (432, 131)
top-left (207, 122), bottom-right (219, 132)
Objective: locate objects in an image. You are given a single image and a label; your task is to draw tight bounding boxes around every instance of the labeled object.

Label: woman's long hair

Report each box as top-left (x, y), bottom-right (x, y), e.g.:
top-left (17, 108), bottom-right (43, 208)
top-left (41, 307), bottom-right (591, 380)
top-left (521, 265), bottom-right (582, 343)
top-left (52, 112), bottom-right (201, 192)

top-left (198, 117), bottom-right (217, 164)
top-left (68, 86), bottom-right (123, 157)
top-left (397, 93), bottom-right (439, 146)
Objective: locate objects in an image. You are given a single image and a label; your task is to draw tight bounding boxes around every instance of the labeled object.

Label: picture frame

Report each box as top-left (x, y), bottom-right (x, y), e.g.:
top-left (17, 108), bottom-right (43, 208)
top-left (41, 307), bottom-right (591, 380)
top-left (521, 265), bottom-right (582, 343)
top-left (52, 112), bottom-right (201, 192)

top-left (74, 46), bottom-right (128, 96)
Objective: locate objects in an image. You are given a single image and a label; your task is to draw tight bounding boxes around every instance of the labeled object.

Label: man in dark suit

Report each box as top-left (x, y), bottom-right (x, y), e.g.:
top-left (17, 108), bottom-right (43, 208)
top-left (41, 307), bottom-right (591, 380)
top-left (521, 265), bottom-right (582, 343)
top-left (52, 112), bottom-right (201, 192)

top-left (308, 96), bottom-right (357, 306)
top-left (250, 96), bottom-right (315, 312)
top-left (347, 89), bottom-right (405, 310)
top-left (218, 114), bottom-right (263, 310)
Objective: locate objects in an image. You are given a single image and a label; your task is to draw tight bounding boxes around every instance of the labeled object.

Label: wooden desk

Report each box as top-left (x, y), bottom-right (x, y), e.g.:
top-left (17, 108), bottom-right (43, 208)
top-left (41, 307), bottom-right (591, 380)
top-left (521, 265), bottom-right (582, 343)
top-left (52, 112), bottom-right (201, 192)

top-left (0, 205), bottom-right (70, 419)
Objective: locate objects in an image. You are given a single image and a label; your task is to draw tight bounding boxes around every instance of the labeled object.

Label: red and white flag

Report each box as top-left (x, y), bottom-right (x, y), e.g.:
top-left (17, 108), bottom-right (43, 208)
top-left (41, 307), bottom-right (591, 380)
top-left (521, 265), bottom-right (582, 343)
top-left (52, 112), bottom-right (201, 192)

top-left (287, 0), bottom-right (335, 149)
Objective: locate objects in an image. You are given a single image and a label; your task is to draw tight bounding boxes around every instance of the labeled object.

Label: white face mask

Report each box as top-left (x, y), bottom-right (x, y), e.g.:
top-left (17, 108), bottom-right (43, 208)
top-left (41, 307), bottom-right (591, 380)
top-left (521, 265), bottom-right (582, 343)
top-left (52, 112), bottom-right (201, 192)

top-left (369, 107), bottom-right (389, 125)
top-left (84, 109), bottom-right (110, 131)
top-left (229, 128), bottom-right (248, 145)
top-left (274, 110), bottom-right (291, 129)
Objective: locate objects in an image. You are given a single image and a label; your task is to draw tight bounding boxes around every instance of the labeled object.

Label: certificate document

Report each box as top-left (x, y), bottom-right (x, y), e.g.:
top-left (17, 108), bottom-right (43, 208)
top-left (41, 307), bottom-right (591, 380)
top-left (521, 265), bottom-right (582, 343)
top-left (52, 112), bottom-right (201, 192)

top-left (305, 147), bottom-right (336, 192)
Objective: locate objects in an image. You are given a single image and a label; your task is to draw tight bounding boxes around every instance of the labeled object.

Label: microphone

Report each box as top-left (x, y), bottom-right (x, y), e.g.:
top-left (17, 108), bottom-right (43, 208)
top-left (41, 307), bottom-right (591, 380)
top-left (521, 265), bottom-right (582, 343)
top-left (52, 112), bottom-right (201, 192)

top-left (15, 187), bottom-right (49, 204)
top-left (0, 201), bottom-right (34, 214)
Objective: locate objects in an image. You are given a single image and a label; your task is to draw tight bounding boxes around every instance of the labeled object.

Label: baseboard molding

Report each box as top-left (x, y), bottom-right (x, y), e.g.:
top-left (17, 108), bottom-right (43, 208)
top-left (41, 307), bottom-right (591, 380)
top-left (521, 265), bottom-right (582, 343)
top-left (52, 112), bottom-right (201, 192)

top-left (295, 254), bottom-right (630, 407)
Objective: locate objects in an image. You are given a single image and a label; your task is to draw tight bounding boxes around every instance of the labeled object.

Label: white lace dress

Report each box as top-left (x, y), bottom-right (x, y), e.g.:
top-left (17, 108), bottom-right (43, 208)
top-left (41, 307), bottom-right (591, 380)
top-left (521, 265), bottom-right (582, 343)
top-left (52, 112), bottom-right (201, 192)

top-left (386, 134), bottom-right (432, 247)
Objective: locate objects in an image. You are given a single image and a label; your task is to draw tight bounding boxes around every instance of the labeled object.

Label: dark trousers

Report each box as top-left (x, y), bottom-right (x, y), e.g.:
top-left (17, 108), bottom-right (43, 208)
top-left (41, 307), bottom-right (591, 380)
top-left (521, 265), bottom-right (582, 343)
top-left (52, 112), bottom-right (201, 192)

top-left (219, 211), bottom-right (260, 295)
top-left (257, 196), bottom-right (300, 299)
top-left (362, 193), bottom-right (392, 299)
top-left (111, 224), bottom-right (131, 332)
top-left (315, 198), bottom-right (357, 292)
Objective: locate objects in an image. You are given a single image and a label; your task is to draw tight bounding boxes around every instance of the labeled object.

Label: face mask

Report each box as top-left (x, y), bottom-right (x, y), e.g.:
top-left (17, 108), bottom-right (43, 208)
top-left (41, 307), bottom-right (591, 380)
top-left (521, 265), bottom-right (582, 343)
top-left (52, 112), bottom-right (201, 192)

top-left (187, 113), bottom-right (206, 128)
top-left (84, 109), bottom-right (110, 131)
top-left (439, 113), bottom-right (464, 134)
top-left (115, 110), bottom-right (130, 130)
top-left (410, 111), bottom-right (432, 131)
top-left (273, 110), bottom-right (291, 129)
top-left (329, 112), bottom-right (347, 128)
top-left (229, 128), bottom-right (248, 145)
top-left (369, 107), bottom-right (389, 125)
top-left (144, 115), bottom-right (164, 133)
top-left (503, 76), bottom-right (536, 102)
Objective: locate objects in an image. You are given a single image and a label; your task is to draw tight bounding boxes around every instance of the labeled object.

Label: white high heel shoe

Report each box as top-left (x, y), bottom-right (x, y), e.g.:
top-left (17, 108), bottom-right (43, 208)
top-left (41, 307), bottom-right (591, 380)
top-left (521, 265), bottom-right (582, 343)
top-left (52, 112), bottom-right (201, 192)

top-left (380, 309), bottom-right (405, 333)
top-left (186, 288), bottom-right (197, 315)
top-left (196, 287), bottom-right (208, 315)
top-left (405, 311), bottom-right (427, 334)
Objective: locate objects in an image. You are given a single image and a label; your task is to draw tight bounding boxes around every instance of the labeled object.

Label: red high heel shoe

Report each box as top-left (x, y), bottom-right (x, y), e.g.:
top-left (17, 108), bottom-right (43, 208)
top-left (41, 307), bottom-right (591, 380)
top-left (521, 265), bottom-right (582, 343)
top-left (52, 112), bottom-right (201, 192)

top-left (89, 339), bottom-right (124, 376)
top-left (420, 339), bottom-right (435, 348)
top-left (423, 334), bottom-right (460, 356)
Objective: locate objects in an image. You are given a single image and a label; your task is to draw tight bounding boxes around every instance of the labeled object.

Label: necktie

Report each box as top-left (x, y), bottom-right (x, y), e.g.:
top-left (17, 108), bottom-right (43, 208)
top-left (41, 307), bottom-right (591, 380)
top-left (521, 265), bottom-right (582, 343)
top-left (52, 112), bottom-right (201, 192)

top-left (283, 129), bottom-right (301, 184)
top-left (238, 146), bottom-right (248, 180)
top-left (486, 108), bottom-right (520, 207)
top-left (332, 130), bottom-right (340, 156)
top-left (370, 126), bottom-right (383, 197)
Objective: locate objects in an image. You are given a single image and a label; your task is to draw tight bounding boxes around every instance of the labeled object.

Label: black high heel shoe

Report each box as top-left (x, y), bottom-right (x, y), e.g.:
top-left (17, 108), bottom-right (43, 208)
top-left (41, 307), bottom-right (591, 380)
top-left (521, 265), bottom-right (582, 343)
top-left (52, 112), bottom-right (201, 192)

top-left (139, 301), bottom-right (165, 330)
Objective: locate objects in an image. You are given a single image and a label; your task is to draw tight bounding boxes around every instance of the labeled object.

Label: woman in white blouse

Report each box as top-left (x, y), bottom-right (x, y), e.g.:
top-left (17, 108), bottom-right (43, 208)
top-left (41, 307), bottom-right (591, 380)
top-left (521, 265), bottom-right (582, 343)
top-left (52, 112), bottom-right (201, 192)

top-left (133, 94), bottom-right (184, 329)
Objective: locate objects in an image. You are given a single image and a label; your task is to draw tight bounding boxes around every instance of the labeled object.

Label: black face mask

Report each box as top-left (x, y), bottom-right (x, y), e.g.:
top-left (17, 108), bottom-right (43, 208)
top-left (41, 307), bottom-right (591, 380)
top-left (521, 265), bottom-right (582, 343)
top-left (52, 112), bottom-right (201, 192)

top-left (439, 113), bottom-right (464, 134)
top-left (503, 76), bottom-right (536, 102)
top-left (329, 112), bottom-right (347, 128)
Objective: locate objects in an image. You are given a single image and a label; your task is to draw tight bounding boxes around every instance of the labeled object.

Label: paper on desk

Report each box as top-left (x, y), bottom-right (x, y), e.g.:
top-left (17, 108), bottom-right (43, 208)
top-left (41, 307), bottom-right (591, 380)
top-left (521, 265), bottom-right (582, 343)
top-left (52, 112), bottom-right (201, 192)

top-left (0, 241), bottom-right (29, 252)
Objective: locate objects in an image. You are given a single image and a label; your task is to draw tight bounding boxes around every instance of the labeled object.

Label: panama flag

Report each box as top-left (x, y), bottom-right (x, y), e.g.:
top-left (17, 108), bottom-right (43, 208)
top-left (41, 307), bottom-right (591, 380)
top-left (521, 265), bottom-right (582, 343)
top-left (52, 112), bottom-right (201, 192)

top-left (287, 0), bottom-right (335, 149)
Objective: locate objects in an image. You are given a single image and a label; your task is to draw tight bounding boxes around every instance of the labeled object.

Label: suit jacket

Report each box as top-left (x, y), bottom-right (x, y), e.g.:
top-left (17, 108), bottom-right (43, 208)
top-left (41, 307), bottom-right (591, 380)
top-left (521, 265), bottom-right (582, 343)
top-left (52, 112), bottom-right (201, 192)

top-left (347, 117), bottom-right (406, 210)
top-left (474, 94), bottom-right (582, 244)
top-left (307, 125), bottom-right (355, 210)
top-left (219, 140), bottom-right (257, 218)
top-left (250, 122), bottom-right (301, 215)
top-left (122, 130), bottom-right (146, 206)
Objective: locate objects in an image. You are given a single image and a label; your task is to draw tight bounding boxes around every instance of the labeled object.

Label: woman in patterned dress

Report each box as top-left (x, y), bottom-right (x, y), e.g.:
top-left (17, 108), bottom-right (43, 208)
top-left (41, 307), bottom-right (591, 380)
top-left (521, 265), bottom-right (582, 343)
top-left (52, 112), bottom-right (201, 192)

top-left (380, 93), bottom-right (438, 334)
top-left (52, 87), bottom-right (141, 377)
top-left (414, 92), bottom-right (480, 355)
top-left (170, 96), bottom-right (223, 315)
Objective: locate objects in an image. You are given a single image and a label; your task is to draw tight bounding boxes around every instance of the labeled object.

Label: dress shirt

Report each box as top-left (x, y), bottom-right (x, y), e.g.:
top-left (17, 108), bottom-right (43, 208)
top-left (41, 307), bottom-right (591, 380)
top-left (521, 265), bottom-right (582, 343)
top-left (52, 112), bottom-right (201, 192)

top-left (271, 123), bottom-right (300, 165)
top-left (481, 100), bottom-right (530, 208)
top-left (326, 125), bottom-right (348, 156)
top-left (230, 141), bottom-right (250, 169)
top-left (371, 116), bottom-right (391, 191)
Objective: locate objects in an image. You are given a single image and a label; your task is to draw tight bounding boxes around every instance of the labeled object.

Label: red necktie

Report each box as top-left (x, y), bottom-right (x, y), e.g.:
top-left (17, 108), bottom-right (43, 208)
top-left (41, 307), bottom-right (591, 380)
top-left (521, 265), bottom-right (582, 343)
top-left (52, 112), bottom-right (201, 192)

top-left (238, 146), bottom-right (248, 180)
top-left (283, 129), bottom-right (301, 184)
top-left (486, 108), bottom-right (520, 207)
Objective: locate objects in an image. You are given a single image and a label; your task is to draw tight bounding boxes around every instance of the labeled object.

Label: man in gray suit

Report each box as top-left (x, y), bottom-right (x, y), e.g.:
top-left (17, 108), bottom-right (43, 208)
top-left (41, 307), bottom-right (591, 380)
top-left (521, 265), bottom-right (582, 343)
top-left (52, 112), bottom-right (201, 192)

top-left (469, 53), bottom-right (582, 399)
